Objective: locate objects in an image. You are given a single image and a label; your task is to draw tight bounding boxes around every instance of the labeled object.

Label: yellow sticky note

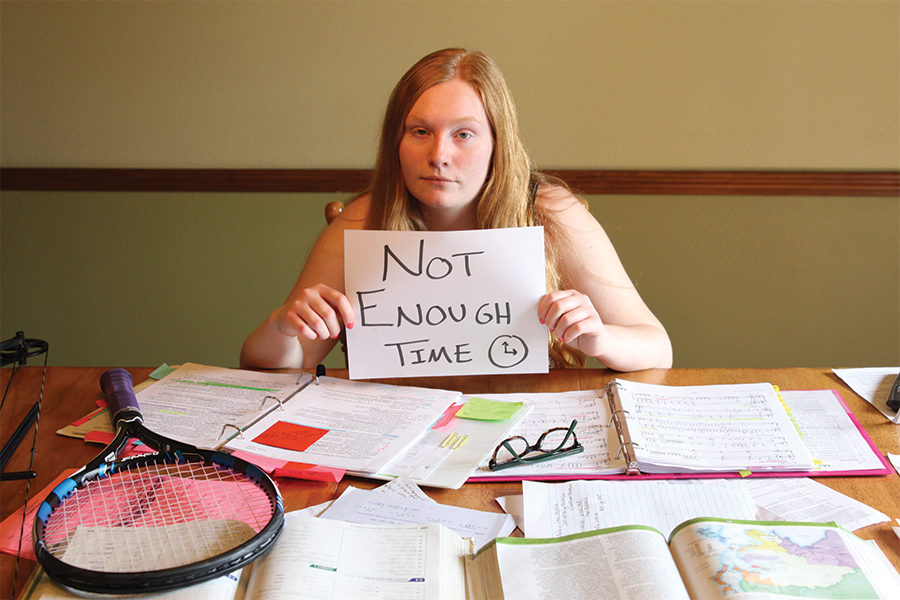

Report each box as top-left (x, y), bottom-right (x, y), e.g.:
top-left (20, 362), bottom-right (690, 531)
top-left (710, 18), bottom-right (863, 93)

top-left (739, 470), bottom-right (752, 478)
top-left (456, 397), bottom-right (523, 421)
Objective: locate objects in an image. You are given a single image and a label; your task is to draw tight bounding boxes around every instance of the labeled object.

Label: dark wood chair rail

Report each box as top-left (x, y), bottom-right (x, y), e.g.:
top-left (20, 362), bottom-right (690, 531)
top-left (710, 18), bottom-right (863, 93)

top-left (1, 168), bottom-right (897, 196)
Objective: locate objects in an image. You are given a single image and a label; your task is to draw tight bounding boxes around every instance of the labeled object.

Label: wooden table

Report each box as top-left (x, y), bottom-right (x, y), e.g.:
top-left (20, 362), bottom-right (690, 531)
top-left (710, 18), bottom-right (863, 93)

top-left (2, 366), bottom-right (898, 598)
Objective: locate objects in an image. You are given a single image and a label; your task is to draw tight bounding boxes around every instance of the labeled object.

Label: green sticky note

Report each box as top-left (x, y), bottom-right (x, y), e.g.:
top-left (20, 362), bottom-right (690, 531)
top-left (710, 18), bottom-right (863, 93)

top-left (149, 363), bottom-right (177, 380)
top-left (456, 397), bottom-right (523, 421)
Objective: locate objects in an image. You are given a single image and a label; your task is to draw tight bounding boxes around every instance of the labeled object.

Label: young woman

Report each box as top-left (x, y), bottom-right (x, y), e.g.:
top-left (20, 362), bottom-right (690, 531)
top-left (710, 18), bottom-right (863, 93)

top-left (241, 48), bottom-right (672, 372)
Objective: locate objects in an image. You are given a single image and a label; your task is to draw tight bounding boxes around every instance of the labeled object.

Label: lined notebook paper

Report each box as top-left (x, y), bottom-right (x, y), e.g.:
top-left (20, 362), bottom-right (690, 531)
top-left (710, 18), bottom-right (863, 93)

top-left (523, 479), bottom-right (757, 538)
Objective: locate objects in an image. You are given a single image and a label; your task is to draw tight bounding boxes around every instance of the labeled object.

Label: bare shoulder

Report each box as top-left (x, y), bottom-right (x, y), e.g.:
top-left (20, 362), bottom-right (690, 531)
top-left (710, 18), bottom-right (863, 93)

top-left (314, 194), bottom-right (370, 251)
top-left (535, 183), bottom-right (602, 234)
top-left (536, 182), bottom-right (635, 288)
top-left (338, 194), bottom-right (371, 225)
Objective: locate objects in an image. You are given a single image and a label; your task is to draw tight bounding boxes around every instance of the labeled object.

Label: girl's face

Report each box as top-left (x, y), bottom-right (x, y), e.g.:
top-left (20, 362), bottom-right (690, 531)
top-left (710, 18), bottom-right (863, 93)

top-left (399, 78), bottom-right (494, 228)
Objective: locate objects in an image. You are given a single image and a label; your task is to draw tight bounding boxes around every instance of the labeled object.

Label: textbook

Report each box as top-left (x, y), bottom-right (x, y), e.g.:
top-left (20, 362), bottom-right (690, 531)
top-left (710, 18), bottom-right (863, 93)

top-left (24, 516), bottom-right (900, 600)
top-left (467, 517), bottom-right (900, 600)
top-left (469, 380), bottom-right (891, 481)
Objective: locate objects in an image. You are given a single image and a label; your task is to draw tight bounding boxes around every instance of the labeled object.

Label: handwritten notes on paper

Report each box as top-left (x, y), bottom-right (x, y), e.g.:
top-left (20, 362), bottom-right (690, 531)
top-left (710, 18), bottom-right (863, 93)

top-left (523, 479), bottom-right (757, 539)
top-left (344, 228), bottom-right (548, 379)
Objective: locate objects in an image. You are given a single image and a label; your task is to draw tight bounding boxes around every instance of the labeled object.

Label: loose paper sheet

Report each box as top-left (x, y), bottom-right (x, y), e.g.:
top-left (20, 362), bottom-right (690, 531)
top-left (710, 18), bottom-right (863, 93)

top-left (778, 389), bottom-right (887, 472)
top-left (344, 228), bottom-right (548, 379)
top-left (832, 367), bottom-right (900, 422)
top-left (320, 486), bottom-right (514, 551)
top-left (523, 479), bottom-right (757, 539)
top-left (742, 477), bottom-right (889, 531)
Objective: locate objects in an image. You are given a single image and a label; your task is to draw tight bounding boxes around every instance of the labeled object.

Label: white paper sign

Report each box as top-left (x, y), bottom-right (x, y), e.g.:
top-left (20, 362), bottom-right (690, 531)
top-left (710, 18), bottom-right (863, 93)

top-left (345, 227), bottom-right (549, 379)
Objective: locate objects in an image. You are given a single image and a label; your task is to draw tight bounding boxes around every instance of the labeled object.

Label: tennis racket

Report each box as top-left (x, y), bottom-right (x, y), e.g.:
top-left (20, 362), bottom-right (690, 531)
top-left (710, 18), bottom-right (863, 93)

top-left (33, 368), bottom-right (284, 595)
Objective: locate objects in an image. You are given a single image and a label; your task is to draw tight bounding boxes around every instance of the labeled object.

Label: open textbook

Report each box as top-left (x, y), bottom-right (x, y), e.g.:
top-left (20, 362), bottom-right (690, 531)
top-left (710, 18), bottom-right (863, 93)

top-left (467, 517), bottom-right (900, 600)
top-left (470, 380), bottom-right (890, 480)
top-left (27, 516), bottom-right (900, 600)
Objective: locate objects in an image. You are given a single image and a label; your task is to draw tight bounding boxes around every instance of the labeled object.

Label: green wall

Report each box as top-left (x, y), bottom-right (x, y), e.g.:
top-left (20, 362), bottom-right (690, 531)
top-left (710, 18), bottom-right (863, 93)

top-left (2, 191), bottom-right (896, 368)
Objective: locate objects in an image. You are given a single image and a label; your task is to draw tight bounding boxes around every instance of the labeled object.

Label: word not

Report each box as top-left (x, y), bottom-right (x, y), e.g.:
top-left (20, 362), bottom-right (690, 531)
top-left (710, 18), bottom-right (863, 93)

top-left (382, 239), bottom-right (484, 282)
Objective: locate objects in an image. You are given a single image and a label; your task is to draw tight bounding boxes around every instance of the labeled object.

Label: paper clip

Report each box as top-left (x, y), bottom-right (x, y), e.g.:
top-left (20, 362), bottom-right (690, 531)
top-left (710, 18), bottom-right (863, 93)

top-left (451, 434), bottom-right (469, 450)
top-left (259, 395), bottom-right (285, 411)
top-left (440, 433), bottom-right (459, 448)
top-left (218, 424), bottom-right (243, 440)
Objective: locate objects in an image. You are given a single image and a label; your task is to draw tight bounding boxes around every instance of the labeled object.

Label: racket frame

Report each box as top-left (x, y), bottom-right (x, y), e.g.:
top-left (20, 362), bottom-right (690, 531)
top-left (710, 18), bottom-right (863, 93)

top-left (33, 372), bottom-right (285, 595)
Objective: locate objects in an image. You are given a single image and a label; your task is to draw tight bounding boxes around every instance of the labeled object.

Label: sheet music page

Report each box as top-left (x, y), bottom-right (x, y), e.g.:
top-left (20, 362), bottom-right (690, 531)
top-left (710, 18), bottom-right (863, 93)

top-left (225, 377), bottom-right (460, 472)
top-left (469, 390), bottom-right (625, 478)
top-left (135, 363), bottom-right (312, 449)
top-left (615, 381), bottom-right (815, 472)
top-left (522, 479), bottom-right (757, 538)
top-left (244, 514), bottom-right (467, 600)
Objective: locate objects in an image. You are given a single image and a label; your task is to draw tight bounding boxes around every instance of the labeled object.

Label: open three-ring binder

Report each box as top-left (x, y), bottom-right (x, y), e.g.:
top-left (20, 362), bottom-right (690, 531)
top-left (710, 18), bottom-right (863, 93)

top-left (469, 378), bottom-right (892, 481)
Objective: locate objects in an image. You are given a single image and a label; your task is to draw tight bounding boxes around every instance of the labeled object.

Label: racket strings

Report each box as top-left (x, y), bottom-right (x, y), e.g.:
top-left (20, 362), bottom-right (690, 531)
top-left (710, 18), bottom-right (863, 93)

top-left (41, 457), bottom-right (276, 572)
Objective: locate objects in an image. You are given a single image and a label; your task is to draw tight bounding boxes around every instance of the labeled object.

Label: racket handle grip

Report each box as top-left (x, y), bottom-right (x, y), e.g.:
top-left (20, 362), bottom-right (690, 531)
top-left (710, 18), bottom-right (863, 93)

top-left (100, 368), bottom-right (142, 423)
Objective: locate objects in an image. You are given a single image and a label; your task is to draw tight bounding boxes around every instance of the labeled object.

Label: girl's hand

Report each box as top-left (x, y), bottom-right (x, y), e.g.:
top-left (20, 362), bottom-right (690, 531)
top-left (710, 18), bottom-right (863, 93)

top-left (275, 283), bottom-right (355, 341)
top-left (538, 289), bottom-right (608, 357)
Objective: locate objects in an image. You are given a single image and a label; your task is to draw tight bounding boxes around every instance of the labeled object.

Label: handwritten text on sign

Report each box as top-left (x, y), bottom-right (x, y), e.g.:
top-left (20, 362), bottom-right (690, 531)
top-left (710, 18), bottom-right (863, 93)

top-left (344, 228), bottom-right (549, 379)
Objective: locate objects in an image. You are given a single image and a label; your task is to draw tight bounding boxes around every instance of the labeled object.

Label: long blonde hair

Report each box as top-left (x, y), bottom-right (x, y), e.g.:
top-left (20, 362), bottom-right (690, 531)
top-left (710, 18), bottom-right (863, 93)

top-left (365, 48), bottom-right (584, 367)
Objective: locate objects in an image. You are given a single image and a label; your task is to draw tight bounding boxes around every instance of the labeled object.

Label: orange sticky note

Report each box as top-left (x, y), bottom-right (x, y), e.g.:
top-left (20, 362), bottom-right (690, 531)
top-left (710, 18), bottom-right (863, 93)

top-left (252, 421), bottom-right (328, 453)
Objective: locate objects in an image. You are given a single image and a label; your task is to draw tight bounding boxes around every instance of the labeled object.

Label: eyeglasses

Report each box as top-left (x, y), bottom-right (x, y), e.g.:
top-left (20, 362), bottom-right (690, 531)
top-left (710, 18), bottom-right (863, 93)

top-left (488, 419), bottom-right (584, 471)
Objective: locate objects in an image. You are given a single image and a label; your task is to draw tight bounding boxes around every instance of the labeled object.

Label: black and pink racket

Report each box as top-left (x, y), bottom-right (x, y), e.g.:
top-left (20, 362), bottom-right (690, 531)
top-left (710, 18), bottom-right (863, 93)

top-left (34, 368), bottom-right (284, 595)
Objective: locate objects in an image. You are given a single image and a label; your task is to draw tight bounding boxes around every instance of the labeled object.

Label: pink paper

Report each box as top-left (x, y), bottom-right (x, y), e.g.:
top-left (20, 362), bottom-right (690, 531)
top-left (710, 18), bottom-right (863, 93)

top-left (1, 469), bottom-right (78, 560)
